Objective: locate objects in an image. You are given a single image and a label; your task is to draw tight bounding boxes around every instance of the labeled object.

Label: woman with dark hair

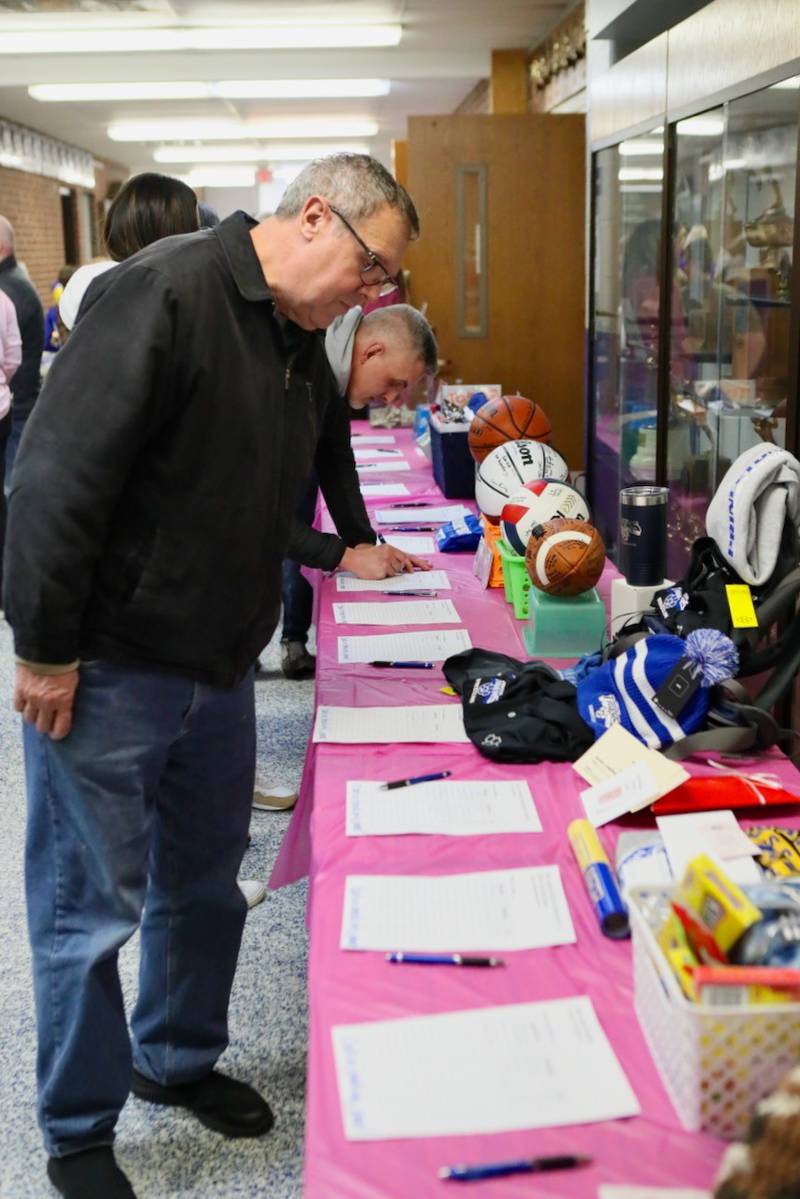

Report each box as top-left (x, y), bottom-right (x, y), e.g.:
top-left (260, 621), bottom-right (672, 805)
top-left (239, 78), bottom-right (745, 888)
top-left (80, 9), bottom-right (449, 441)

top-left (59, 172), bottom-right (199, 331)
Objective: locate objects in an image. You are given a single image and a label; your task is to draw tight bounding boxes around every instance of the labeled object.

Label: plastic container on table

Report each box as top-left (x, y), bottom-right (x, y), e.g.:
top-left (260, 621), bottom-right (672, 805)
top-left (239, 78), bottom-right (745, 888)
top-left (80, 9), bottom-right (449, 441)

top-left (496, 536), bottom-right (530, 619)
top-left (429, 411), bottom-right (476, 499)
top-left (480, 515), bottom-right (505, 588)
top-left (629, 884), bottom-right (800, 1140)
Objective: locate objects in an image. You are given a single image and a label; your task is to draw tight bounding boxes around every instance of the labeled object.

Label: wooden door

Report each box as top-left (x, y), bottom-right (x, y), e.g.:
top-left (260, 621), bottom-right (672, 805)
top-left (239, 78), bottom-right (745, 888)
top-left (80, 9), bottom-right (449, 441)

top-left (406, 114), bottom-right (586, 468)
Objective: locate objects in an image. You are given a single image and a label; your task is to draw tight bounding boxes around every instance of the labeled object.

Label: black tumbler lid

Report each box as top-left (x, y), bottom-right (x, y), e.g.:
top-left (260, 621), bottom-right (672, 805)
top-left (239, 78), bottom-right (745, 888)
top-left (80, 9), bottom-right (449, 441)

top-left (619, 486), bottom-right (669, 507)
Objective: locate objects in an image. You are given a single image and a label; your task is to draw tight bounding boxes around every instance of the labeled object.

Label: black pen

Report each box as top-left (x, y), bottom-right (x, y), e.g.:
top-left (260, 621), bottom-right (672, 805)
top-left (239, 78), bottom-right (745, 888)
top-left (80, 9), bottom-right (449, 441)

top-left (386, 952), bottom-right (504, 967)
top-left (388, 501), bottom-right (431, 508)
top-left (382, 525), bottom-right (436, 532)
top-left (376, 532), bottom-right (387, 544)
top-left (370, 660), bottom-right (434, 669)
top-left (381, 770), bottom-right (452, 790)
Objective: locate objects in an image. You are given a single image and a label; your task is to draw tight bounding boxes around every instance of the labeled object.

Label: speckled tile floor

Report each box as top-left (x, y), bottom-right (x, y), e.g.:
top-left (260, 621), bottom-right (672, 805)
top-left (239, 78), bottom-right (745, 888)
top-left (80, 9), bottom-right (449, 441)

top-left (0, 616), bottom-right (313, 1199)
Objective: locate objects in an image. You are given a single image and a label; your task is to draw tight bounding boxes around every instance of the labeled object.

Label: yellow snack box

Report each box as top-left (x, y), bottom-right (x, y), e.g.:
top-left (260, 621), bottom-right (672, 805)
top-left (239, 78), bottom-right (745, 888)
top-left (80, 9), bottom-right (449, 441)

top-left (672, 853), bottom-right (762, 962)
top-left (658, 910), bottom-right (700, 1001)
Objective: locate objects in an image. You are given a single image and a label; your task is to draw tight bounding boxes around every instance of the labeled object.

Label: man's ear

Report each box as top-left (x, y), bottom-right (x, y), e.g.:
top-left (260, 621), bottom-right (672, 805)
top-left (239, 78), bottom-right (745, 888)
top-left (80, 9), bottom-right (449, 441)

top-left (361, 340), bottom-right (385, 363)
top-left (298, 195), bottom-right (328, 242)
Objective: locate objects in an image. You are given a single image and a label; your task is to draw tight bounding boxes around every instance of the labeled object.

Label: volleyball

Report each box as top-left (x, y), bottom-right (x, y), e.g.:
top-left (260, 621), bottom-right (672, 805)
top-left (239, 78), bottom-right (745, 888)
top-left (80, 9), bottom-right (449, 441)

top-left (500, 480), bottom-right (590, 555)
top-left (475, 440), bottom-right (569, 523)
top-left (525, 518), bottom-right (606, 597)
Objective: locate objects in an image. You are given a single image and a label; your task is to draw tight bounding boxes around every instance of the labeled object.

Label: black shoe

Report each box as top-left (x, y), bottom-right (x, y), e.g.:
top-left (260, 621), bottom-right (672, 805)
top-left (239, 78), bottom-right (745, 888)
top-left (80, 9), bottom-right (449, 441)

top-left (131, 1068), bottom-right (274, 1138)
top-left (47, 1147), bottom-right (136, 1198)
top-left (281, 639), bottom-right (316, 679)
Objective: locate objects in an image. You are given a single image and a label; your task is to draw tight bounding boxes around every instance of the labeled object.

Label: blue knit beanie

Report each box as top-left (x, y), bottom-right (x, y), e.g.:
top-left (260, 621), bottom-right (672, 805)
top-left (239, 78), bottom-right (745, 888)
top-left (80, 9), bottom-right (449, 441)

top-left (577, 629), bottom-right (739, 749)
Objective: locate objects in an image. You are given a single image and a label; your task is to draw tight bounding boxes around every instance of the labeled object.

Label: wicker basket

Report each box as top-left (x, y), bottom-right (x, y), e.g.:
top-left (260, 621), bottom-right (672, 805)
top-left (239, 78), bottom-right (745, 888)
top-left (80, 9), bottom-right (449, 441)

top-left (628, 885), bottom-right (800, 1139)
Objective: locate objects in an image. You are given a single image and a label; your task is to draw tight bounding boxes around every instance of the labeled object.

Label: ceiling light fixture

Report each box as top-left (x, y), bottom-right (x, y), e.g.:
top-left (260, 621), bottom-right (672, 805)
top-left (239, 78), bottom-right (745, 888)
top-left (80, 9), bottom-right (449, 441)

top-left (180, 167), bottom-right (257, 189)
top-left (30, 79), bottom-right (391, 103)
top-left (618, 167), bottom-right (664, 181)
top-left (1, 24), bottom-right (402, 54)
top-left (677, 116), bottom-right (725, 137)
top-left (618, 139), bottom-right (663, 156)
top-left (108, 118), bottom-right (379, 142)
top-left (153, 142), bottom-right (371, 163)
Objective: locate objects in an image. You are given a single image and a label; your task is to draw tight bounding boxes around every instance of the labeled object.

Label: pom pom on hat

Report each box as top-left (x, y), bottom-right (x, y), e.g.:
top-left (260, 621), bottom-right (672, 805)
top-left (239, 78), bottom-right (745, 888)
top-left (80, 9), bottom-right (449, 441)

top-left (685, 628), bottom-right (739, 687)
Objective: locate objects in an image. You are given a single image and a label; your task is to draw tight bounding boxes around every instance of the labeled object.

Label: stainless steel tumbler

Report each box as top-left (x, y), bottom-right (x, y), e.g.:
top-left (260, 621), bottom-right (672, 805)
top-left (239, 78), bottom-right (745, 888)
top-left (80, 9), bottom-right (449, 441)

top-left (619, 486), bottom-right (668, 586)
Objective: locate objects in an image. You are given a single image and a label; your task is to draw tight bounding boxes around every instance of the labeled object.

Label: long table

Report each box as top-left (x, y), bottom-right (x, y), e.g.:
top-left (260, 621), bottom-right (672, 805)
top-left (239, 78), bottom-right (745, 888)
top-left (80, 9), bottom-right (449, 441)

top-left (272, 428), bottom-right (800, 1198)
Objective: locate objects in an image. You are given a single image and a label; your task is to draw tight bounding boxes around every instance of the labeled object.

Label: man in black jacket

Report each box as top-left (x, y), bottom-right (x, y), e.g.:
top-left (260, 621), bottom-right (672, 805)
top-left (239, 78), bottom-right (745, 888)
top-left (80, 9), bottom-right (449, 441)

top-left (3, 155), bottom-right (423, 1199)
top-left (0, 214), bottom-right (43, 600)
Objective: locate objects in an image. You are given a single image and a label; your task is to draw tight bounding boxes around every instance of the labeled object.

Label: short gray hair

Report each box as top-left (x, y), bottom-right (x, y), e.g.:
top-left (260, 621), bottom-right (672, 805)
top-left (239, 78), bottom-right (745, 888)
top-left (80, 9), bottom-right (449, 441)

top-left (276, 154), bottom-right (419, 238)
top-left (0, 215), bottom-right (15, 253)
top-left (361, 303), bottom-right (438, 376)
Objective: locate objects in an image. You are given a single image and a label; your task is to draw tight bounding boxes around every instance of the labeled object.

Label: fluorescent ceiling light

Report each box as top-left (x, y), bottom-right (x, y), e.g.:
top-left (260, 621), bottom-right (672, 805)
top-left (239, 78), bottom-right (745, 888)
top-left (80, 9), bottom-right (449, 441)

top-left (677, 116), bottom-right (725, 137)
top-left (1, 24), bottom-right (402, 54)
top-left (618, 139), bottom-right (663, 156)
top-left (153, 142), bottom-right (371, 163)
top-left (30, 79), bottom-right (391, 103)
top-left (618, 167), bottom-right (664, 181)
top-left (109, 118), bottom-right (379, 142)
top-left (181, 167), bottom-right (257, 189)
top-left (771, 76), bottom-right (800, 90)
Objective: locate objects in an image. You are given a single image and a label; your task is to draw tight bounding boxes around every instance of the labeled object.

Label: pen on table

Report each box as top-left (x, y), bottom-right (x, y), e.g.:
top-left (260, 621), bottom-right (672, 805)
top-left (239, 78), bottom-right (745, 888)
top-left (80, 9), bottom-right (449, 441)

top-left (382, 525), bottom-right (437, 532)
top-left (385, 589), bottom-right (438, 597)
top-left (381, 769), bottom-right (452, 790)
top-left (388, 501), bottom-right (431, 508)
top-left (438, 1153), bottom-right (592, 1183)
top-left (386, 952), bottom-right (504, 968)
top-left (376, 532), bottom-right (387, 544)
top-left (370, 660), bottom-right (434, 669)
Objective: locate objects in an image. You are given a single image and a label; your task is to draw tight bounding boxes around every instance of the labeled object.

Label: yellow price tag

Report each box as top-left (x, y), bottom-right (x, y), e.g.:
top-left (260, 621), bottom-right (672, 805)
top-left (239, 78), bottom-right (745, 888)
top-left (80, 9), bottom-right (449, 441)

top-left (440, 685), bottom-right (458, 697)
top-left (726, 583), bottom-right (758, 629)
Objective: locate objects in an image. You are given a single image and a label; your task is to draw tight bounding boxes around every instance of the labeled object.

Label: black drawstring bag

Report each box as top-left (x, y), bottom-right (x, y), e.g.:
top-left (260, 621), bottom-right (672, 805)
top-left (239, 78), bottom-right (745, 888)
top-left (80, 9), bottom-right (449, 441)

top-left (443, 648), bottom-right (594, 764)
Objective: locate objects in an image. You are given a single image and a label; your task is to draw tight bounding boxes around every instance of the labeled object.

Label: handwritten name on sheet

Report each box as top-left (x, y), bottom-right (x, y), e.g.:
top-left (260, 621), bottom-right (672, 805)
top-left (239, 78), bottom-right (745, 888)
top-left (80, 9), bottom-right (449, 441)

top-left (340, 865), bottom-right (575, 951)
top-left (375, 504), bottom-right (471, 524)
top-left (333, 599), bottom-right (460, 626)
top-left (346, 779), bottom-right (541, 837)
top-left (335, 569), bottom-right (451, 593)
top-left (337, 628), bottom-right (471, 664)
top-left (313, 704), bottom-right (469, 744)
top-left (332, 996), bottom-right (640, 1140)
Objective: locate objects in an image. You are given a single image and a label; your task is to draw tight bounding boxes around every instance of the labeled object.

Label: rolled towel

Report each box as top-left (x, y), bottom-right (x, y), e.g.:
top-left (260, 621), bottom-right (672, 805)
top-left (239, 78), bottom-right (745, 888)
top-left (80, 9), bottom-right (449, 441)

top-left (706, 443), bottom-right (800, 586)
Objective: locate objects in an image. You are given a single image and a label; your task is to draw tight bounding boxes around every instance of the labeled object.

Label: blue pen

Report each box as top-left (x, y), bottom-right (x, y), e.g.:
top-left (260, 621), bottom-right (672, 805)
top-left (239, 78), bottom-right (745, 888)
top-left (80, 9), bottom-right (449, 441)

top-left (383, 525), bottom-right (436, 532)
top-left (381, 769), bottom-right (452, 790)
top-left (386, 952), bottom-right (504, 967)
top-left (438, 1153), bottom-right (591, 1183)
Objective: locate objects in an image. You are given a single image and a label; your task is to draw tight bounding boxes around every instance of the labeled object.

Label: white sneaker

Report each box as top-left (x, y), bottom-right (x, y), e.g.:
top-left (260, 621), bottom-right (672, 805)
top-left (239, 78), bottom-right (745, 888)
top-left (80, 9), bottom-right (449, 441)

top-left (238, 878), bottom-right (266, 909)
top-left (252, 785), bottom-right (297, 812)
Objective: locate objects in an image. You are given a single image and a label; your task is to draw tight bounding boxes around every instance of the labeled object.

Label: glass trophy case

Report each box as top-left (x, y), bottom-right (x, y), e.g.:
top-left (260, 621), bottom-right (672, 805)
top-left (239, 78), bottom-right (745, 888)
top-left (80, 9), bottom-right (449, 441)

top-left (589, 127), bottom-right (664, 558)
top-left (589, 76), bottom-right (799, 578)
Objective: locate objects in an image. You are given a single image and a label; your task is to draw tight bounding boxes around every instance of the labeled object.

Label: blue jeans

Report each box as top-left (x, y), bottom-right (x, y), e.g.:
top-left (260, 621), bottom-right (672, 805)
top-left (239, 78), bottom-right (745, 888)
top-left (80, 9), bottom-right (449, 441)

top-left (24, 660), bottom-right (255, 1157)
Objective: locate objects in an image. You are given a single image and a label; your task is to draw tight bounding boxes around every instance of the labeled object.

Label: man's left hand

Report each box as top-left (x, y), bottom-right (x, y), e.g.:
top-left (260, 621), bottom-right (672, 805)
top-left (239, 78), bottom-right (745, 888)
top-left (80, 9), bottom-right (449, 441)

top-left (341, 542), bottom-right (432, 579)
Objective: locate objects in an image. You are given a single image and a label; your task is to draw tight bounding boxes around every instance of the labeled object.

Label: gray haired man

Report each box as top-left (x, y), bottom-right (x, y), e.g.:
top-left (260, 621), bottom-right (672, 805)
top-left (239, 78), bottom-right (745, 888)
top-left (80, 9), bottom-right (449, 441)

top-left (4, 154), bottom-right (425, 1199)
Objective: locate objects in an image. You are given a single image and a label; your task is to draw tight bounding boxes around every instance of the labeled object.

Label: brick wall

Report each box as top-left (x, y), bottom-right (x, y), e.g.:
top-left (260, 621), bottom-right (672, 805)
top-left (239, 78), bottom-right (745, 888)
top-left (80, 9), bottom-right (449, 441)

top-left (0, 166), bottom-right (69, 306)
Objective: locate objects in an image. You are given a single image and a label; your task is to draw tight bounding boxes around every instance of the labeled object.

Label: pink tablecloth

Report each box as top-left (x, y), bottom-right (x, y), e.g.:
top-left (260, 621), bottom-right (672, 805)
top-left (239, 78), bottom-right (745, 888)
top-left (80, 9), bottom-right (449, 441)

top-left (271, 429), bottom-right (800, 1199)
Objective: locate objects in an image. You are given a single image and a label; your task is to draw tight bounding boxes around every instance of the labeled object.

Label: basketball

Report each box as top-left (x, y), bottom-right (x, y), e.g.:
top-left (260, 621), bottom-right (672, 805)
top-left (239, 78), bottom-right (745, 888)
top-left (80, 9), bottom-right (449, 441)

top-left (468, 394), bottom-right (552, 463)
top-left (500, 480), bottom-right (591, 555)
top-left (475, 440), bottom-right (568, 524)
top-left (525, 518), bottom-right (606, 597)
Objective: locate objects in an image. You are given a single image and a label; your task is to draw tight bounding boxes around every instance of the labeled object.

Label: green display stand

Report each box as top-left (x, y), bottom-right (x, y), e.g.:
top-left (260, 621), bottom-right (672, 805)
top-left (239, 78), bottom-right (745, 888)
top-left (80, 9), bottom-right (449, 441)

top-left (496, 537), bottom-right (531, 619)
top-left (523, 587), bottom-right (607, 658)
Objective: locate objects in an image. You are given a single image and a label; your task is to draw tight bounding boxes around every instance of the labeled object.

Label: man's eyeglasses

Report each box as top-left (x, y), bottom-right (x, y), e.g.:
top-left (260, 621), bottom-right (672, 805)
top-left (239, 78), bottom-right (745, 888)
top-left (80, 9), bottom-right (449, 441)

top-left (329, 204), bottom-right (398, 297)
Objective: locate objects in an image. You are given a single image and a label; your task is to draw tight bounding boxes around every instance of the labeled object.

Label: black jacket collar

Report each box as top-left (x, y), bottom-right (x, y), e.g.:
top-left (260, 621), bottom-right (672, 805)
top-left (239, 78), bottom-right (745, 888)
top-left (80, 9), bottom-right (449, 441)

top-left (215, 211), bottom-right (273, 303)
top-left (0, 253), bottom-right (17, 275)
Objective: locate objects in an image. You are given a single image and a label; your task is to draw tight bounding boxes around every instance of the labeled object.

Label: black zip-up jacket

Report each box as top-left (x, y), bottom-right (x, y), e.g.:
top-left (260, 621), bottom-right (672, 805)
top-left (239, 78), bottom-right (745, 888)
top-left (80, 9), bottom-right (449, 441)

top-left (0, 254), bottom-right (43, 421)
top-left (3, 212), bottom-right (370, 687)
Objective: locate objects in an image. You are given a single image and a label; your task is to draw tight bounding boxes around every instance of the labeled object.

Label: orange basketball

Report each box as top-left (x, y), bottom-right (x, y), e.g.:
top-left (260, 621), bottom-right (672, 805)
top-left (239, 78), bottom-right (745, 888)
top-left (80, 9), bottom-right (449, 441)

top-left (468, 394), bottom-right (552, 463)
top-left (525, 518), bottom-right (606, 597)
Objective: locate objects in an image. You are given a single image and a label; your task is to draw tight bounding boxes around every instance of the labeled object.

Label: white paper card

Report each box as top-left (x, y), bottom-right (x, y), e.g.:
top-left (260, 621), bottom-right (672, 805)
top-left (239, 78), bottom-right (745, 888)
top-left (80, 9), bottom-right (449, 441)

top-left (573, 723), bottom-right (690, 796)
top-left (351, 434), bottom-right (396, 444)
top-left (353, 447), bottom-right (404, 460)
top-left (581, 761), bottom-right (661, 827)
top-left (359, 483), bottom-right (410, 497)
top-left (356, 460), bottom-right (411, 473)
top-left (333, 599), bottom-right (460, 626)
top-left (340, 866), bottom-right (575, 952)
top-left (332, 995), bottom-right (640, 1140)
top-left (376, 504), bottom-right (471, 524)
top-left (336, 570), bottom-right (451, 593)
top-left (599, 1190), bottom-right (710, 1199)
top-left (346, 779), bottom-right (541, 837)
top-left (656, 810), bottom-right (760, 882)
top-left (313, 704), bottom-right (469, 744)
top-left (337, 628), bottom-right (471, 664)
top-left (382, 534), bottom-right (436, 554)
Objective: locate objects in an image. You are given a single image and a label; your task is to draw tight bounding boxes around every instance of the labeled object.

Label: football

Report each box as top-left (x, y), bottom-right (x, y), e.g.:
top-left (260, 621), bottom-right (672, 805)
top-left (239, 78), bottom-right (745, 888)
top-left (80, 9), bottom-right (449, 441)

top-left (468, 394), bottom-right (552, 463)
top-left (525, 518), bottom-right (606, 597)
top-left (500, 480), bottom-right (591, 555)
top-left (475, 440), bottom-right (569, 524)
